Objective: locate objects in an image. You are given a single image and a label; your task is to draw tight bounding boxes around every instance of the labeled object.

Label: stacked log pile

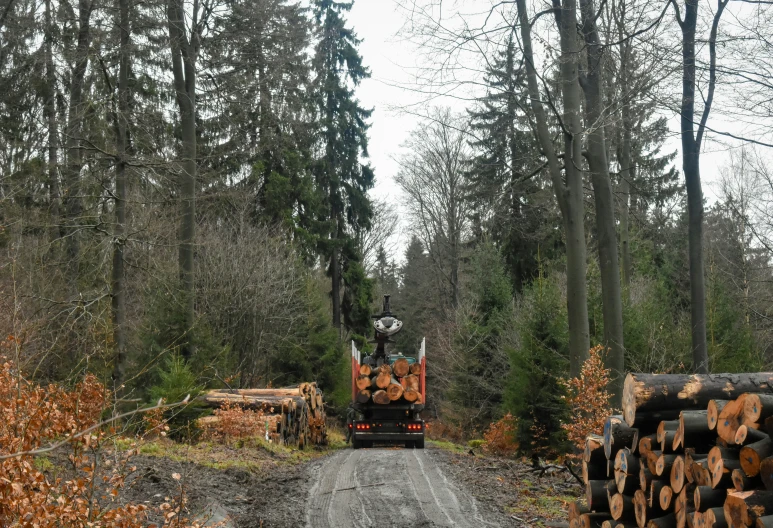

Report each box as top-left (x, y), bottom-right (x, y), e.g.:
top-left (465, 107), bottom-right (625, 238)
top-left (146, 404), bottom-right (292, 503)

top-left (198, 382), bottom-right (327, 448)
top-left (567, 372), bottom-right (773, 528)
top-left (355, 358), bottom-right (423, 405)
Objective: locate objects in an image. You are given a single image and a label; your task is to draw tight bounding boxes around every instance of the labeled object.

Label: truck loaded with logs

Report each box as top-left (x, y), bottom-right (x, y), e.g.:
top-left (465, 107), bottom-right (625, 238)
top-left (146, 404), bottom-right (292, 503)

top-left (569, 371), bottom-right (773, 528)
top-left (349, 295), bottom-right (426, 449)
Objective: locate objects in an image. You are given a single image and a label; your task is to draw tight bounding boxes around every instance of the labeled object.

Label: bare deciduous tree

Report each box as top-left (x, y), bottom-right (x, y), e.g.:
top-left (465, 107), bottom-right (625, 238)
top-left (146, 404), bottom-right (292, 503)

top-left (395, 108), bottom-right (471, 310)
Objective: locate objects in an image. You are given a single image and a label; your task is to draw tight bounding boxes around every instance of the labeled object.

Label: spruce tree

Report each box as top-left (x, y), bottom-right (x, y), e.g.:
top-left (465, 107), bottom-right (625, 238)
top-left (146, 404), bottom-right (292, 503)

top-left (311, 0), bottom-right (374, 335)
top-left (467, 34), bottom-right (556, 291)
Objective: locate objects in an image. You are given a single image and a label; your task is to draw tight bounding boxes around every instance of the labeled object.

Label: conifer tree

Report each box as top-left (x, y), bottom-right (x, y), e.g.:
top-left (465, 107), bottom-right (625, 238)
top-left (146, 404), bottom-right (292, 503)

top-left (311, 0), bottom-right (374, 335)
top-left (467, 33), bottom-right (556, 290)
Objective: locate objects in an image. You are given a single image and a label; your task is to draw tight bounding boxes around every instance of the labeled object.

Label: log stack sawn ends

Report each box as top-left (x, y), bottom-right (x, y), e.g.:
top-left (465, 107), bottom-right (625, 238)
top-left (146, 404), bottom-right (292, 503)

top-left (198, 383), bottom-right (327, 448)
top-left (569, 372), bottom-right (773, 528)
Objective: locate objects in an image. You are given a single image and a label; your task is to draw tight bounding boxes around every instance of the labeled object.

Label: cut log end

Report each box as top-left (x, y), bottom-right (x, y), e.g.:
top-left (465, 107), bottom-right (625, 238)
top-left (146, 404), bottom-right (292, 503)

top-left (392, 357), bottom-right (410, 377)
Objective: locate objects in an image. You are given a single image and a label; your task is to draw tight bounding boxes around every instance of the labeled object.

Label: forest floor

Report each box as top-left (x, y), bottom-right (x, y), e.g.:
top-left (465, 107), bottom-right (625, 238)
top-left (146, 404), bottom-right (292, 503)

top-left (41, 433), bottom-right (581, 527)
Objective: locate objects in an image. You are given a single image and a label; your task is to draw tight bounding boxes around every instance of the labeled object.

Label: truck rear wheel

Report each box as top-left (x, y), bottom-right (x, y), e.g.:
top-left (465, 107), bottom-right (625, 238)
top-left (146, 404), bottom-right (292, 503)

top-left (352, 439), bottom-right (361, 449)
top-left (415, 438), bottom-right (425, 449)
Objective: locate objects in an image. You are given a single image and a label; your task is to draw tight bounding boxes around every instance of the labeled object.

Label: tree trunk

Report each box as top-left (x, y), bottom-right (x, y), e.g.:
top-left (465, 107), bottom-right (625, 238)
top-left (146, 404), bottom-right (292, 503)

top-left (676, 0), bottom-right (728, 374)
top-left (63, 0), bottom-right (93, 293)
top-left (579, 0), bottom-right (625, 407)
top-left (331, 248), bottom-right (341, 336)
top-left (615, 10), bottom-right (634, 290)
top-left (44, 0), bottom-right (60, 243)
top-left (167, 0), bottom-right (198, 358)
top-left (517, 0), bottom-right (590, 377)
top-left (111, 0), bottom-right (130, 390)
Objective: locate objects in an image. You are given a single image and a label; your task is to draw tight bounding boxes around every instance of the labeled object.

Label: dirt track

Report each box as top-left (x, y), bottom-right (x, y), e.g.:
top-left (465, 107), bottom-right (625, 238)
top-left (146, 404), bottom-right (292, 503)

top-left (305, 448), bottom-right (504, 528)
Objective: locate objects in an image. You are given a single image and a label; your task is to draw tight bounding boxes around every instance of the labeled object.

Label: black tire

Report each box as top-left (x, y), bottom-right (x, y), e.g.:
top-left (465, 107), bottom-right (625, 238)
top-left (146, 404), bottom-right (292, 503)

top-left (352, 439), bottom-right (361, 449)
top-left (415, 438), bottom-right (425, 449)
top-left (404, 441), bottom-right (415, 449)
top-left (364, 440), bottom-right (374, 448)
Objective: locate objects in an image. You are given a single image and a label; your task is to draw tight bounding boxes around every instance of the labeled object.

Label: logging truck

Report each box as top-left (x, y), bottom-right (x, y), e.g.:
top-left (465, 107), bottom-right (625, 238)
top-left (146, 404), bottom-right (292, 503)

top-left (349, 296), bottom-right (426, 449)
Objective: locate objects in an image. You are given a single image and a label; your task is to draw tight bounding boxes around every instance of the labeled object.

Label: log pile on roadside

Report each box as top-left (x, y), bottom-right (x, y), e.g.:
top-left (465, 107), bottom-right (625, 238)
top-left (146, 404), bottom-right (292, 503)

top-left (355, 358), bottom-right (423, 405)
top-left (198, 382), bottom-right (327, 448)
top-left (567, 372), bottom-right (773, 528)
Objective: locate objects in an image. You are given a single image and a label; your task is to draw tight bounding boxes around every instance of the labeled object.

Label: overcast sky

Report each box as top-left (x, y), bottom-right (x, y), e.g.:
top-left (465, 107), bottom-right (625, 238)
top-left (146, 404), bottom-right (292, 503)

top-left (345, 0), bottom-right (771, 259)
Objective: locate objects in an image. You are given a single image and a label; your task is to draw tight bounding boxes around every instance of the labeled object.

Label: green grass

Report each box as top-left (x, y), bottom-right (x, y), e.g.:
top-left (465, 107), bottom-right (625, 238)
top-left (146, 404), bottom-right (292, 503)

top-left (427, 439), bottom-right (467, 453)
top-left (116, 428), bottom-right (349, 472)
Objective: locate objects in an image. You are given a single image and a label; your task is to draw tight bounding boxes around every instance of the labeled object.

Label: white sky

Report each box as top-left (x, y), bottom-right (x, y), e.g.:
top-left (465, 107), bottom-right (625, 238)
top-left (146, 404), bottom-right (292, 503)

top-left (346, 0), bottom-right (773, 258)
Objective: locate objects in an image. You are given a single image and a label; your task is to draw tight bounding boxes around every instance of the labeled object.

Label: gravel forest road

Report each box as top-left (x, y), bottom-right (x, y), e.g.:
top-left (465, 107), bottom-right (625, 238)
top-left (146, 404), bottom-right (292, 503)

top-left (305, 448), bottom-right (503, 528)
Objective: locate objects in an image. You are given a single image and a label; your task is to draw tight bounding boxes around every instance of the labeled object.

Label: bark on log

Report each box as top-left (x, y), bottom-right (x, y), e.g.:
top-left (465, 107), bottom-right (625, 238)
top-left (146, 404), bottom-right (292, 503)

top-left (734, 468), bottom-right (763, 492)
top-left (657, 454), bottom-right (678, 477)
top-left (678, 411), bottom-right (712, 451)
top-left (712, 457), bottom-right (741, 489)
top-left (579, 513), bottom-right (613, 528)
top-left (199, 392), bottom-right (305, 411)
top-left (756, 515), bottom-right (773, 528)
top-left (605, 415), bottom-right (639, 459)
top-left (570, 501), bottom-right (591, 522)
top-left (623, 373), bottom-right (773, 427)
top-left (736, 425), bottom-right (768, 446)
top-left (694, 486), bottom-right (726, 512)
top-left (646, 513), bottom-right (676, 527)
top-left (685, 452), bottom-right (706, 484)
top-left (636, 488), bottom-right (666, 527)
top-left (647, 451), bottom-right (662, 475)
top-left (616, 449), bottom-right (641, 494)
top-left (641, 466), bottom-right (655, 492)
top-left (708, 447), bottom-right (740, 473)
top-left (724, 490), bottom-right (773, 528)
top-left (586, 460), bottom-right (609, 484)
top-left (587, 435), bottom-right (607, 463)
top-left (709, 400), bottom-right (730, 431)
top-left (745, 395), bottom-right (773, 424)
top-left (392, 358), bottom-right (410, 377)
top-left (372, 390), bottom-right (390, 405)
top-left (702, 507), bottom-right (728, 528)
top-left (760, 458), bottom-right (773, 491)
top-left (740, 438), bottom-right (773, 477)
top-left (356, 389), bottom-right (371, 403)
top-left (658, 421), bottom-right (679, 444)
top-left (587, 480), bottom-right (613, 512)
top-left (651, 480), bottom-right (668, 508)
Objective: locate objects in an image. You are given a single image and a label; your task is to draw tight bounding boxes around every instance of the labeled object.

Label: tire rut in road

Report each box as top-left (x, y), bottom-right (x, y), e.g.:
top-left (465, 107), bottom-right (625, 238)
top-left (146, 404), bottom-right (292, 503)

top-left (306, 449), bottom-right (349, 528)
top-left (306, 448), bottom-right (499, 528)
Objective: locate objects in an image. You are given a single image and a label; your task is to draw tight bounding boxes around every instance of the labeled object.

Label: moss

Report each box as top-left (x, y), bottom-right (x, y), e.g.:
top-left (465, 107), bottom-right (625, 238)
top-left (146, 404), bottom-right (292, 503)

top-left (33, 456), bottom-right (55, 472)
